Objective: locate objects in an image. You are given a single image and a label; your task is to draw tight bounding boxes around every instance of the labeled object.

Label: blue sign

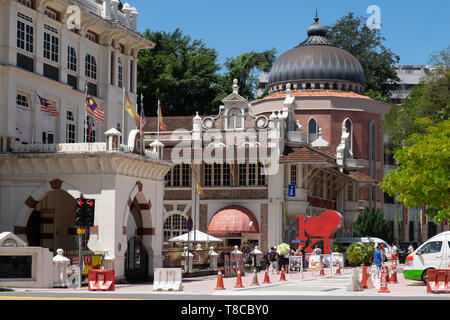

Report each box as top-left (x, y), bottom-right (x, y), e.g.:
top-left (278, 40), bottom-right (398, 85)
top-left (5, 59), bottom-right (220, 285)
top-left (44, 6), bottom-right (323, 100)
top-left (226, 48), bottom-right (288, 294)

top-left (288, 185), bottom-right (296, 197)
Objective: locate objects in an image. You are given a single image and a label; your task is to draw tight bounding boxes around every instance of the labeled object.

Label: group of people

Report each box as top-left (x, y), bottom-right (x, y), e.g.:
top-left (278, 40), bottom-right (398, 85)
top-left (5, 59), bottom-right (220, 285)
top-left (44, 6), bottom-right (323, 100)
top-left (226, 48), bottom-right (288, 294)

top-left (264, 244), bottom-right (312, 274)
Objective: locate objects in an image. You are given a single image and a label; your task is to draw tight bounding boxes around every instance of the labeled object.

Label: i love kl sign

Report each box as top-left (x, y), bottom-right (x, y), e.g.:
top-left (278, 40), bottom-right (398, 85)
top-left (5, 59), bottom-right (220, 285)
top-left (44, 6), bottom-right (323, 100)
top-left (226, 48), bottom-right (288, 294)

top-left (296, 210), bottom-right (343, 254)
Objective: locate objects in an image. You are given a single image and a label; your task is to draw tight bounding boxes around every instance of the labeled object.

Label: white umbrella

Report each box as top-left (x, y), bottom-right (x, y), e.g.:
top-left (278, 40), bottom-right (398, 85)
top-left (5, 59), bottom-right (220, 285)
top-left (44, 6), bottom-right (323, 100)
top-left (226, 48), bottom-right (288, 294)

top-left (168, 230), bottom-right (223, 243)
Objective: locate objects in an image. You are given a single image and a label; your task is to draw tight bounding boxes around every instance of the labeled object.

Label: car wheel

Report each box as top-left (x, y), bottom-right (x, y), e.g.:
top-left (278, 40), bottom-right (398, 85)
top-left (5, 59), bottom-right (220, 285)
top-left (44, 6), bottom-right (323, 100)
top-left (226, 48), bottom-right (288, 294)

top-left (421, 269), bottom-right (430, 285)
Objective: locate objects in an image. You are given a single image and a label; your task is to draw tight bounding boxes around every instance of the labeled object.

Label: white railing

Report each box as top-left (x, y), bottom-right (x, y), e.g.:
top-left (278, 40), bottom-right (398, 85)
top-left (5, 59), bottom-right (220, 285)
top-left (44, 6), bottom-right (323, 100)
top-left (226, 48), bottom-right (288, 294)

top-left (77, 0), bottom-right (103, 16)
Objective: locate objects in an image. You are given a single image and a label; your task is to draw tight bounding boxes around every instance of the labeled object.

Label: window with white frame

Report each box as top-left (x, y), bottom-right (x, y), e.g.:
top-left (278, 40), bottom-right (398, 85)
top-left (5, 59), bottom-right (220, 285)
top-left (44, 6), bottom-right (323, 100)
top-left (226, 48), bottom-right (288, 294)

top-left (67, 46), bottom-right (77, 72)
top-left (239, 163), bottom-right (247, 186)
top-left (85, 54), bottom-right (97, 80)
top-left (163, 214), bottom-right (188, 243)
top-left (248, 163), bottom-right (256, 186)
top-left (16, 93), bottom-right (31, 144)
top-left (118, 57), bottom-right (123, 88)
top-left (238, 162), bottom-right (266, 186)
top-left (17, 13), bottom-right (34, 53)
top-left (223, 163), bottom-right (231, 186)
top-left (165, 164), bottom-right (191, 187)
top-left (227, 108), bottom-right (243, 129)
top-left (204, 164), bottom-right (212, 187)
top-left (181, 164), bottom-right (190, 187)
top-left (204, 163), bottom-right (231, 186)
top-left (43, 25), bottom-right (58, 62)
top-left (290, 165), bottom-right (297, 186)
top-left (258, 163), bottom-right (266, 186)
top-left (66, 110), bottom-right (76, 143)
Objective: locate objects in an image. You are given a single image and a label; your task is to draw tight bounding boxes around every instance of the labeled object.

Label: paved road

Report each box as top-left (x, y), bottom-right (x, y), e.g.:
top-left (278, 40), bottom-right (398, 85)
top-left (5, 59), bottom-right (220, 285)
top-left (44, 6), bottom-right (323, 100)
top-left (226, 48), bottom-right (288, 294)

top-left (0, 265), bottom-right (449, 300)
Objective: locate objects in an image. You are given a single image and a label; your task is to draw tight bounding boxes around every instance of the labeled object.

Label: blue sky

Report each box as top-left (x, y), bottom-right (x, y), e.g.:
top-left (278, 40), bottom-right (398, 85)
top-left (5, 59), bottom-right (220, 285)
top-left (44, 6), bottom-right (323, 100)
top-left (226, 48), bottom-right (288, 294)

top-left (132, 0), bottom-right (449, 68)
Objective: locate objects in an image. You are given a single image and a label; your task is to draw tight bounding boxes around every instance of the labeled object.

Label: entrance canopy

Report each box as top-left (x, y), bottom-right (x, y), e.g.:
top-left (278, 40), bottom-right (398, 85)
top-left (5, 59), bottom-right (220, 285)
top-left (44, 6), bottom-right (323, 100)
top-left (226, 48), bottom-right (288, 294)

top-left (208, 205), bottom-right (259, 235)
top-left (168, 230), bottom-right (223, 243)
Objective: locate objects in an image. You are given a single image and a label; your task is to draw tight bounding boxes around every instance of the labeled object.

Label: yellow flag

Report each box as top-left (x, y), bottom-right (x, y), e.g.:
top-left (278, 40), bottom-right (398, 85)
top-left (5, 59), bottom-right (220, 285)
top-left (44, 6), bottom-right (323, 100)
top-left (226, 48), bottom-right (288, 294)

top-left (125, 92), bottom-right (140, 127)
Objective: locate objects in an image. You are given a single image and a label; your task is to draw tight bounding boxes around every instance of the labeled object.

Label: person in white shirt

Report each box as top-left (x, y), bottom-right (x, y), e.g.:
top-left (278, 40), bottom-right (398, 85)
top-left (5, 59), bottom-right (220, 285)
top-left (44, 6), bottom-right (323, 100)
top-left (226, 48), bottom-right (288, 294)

top-left (391, 243), bottom-right (398, 265)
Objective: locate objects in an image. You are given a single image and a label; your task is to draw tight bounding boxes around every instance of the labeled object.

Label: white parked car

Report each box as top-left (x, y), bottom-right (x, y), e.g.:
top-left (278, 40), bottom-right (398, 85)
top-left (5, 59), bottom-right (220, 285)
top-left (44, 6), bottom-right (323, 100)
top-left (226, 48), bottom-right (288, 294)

top-left (333, 237), bottom-right (392, 260)
top-left (403, 231), bottom-right (450, 284)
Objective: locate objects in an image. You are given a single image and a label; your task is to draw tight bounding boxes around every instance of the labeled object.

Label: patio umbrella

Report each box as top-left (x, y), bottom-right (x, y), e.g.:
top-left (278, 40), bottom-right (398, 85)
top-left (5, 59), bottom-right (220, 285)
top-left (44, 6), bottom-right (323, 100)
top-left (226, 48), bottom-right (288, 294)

top-left (168, 230), bottom-right (223, 243)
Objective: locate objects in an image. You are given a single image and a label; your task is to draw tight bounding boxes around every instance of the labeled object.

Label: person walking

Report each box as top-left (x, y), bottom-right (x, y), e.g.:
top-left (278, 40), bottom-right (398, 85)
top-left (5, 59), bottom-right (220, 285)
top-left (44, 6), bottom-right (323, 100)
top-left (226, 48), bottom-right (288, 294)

top-left (374, 245), bottom-right (383, 279)
top-left (391, 243), bottom-right (398, 265)
top-left (408, 242), bottom-right (415, 254)
top-left (268, 247), bottom-right (279, 275)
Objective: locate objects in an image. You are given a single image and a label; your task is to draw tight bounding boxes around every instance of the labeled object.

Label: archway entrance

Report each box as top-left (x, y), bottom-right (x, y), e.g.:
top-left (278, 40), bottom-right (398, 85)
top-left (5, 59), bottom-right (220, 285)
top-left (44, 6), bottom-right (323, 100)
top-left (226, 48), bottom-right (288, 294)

top-left (125, 236), bottom-right (149, 283)
top-left (124, 197), bottom-right (150, 283)
top-left (24, 189), bottom-right (77, 253)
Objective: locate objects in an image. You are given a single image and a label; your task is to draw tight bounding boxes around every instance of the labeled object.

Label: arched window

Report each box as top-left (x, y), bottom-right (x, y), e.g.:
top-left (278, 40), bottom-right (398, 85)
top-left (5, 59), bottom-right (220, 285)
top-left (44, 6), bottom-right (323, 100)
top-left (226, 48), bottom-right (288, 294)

top-left (308, 118), bottom-right (318, 143)
top-left (163, 214), bottom-right (188, 242)
top-left (85, 54), bottom-right (97, 80)
top-left (341, 84), bottom-right (346, 91)
top-left (305, 83), bottom-right (312, 90)
top-left (118, 57), bottom-right (123, 88)
top-left (314, 82), bottom-right (321, 89)
top-left (332, 83), bottom-right (338, 90)
top-left (343, 118), bottom-right (353, 153)
top-left (297, 83), bottom-right (302, 90)
top-left (324, 83), bottom-right (330, 90)
top-left (67, 46), bottom-right (77, 72)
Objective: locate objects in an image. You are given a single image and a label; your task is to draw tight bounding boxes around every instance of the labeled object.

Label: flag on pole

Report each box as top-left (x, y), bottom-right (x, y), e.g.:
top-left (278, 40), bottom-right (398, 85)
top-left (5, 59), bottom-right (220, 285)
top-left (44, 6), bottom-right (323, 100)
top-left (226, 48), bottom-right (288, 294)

top-left (158, 100), bottom-right (167, 131)
top-left (38, 94), bottom-right (59, 117)
top-left (85, 93), bottom-right (105, 125)
top-left (196, 179), bottom-right (204, 198)
top-left (124, 92), bottom-right (140, 127)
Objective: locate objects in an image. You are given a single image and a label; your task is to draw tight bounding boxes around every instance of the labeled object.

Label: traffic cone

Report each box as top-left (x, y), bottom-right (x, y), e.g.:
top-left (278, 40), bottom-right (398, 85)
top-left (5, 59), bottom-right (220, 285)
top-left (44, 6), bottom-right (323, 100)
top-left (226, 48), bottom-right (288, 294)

top-left (360, 266), bottom-right (369, 289)
top-left (215, 269), bottom-right (225, 290)
top-left (234, 268), bottom-right (244, 288)
top-left (279, 267), bottom-right (287, 281)
top-left (250, 267), bottom-right (260, 286)
top-left (263, 266), bottom-right (271, 284)
top-left (378, 269), bottom-right (391, 293)
top-left (389, 265), bottom-right (399, 284)
top-left (384, 265), bottom-right (390, 283)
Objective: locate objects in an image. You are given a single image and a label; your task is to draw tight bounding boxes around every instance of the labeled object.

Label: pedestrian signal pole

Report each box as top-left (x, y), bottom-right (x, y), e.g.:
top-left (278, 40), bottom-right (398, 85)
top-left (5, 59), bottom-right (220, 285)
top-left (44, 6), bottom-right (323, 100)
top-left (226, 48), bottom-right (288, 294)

top-left (75, 196), bottom-right (87, 289)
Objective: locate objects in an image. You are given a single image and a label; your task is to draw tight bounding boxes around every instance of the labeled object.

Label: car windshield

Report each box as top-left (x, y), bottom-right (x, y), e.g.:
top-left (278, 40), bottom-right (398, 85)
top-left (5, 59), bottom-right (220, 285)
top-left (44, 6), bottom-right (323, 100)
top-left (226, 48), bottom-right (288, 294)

top-left (420, 241), bottom-right (442, 254)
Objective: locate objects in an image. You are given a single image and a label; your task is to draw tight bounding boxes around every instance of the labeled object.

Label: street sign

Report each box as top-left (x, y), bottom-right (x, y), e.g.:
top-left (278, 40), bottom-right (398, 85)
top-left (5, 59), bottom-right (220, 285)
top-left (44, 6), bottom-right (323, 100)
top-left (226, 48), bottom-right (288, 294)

top-left (187, 217), bottom-right (193, 231)
top-left (288, 184), bottom-right (296, 197)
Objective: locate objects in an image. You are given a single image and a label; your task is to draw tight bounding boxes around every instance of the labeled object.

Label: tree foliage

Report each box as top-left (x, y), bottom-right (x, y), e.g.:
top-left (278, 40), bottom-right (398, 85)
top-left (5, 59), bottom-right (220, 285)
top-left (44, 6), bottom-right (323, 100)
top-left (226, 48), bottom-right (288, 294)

top-left (137, 29), bottom-right (221, 117)
top-left (352, 207), bottom-right (392, 243)
top-left (345, 242), bottom-right (375, 266)
top-left (380, 120), bottom-right (450, 223)
top-left (383, 46), bottom-right (450, 149)
top-left (326, 12), bottom-right (400, 96)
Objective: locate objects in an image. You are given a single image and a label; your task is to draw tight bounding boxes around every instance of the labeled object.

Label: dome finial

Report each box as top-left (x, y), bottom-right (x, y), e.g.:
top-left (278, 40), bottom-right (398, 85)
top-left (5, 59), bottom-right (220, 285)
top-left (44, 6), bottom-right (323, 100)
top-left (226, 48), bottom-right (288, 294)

top-left (315, 9), bottom-right (319, 22)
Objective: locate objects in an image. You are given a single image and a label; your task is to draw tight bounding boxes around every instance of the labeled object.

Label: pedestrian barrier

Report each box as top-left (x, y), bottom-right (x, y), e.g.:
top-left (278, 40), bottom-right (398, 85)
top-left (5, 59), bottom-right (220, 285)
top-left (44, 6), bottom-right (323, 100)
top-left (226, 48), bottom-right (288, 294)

top-left (347, 267), bottom-right (363, 291)
top-left (426, 269), bottom-right (450, 294)
top-left (152, 268), bottom-right (183, 291)
top-left (88, 269), bottom-right (115, 291)
top-left (360, 266), bottom-right (369, 289)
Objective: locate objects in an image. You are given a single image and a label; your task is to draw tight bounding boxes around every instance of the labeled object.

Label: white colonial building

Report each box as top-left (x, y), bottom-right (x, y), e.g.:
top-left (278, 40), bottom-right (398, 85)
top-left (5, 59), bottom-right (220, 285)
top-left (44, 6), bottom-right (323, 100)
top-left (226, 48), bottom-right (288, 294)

top-left (0, 0), bottom-right (173, 283)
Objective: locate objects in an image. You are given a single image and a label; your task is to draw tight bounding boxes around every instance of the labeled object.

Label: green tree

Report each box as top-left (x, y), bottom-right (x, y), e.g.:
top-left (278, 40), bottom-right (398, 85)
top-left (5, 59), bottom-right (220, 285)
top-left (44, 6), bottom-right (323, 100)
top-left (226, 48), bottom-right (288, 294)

top-left (137, 29), bottom-right (221, 117)
top-left (212, 49), bottom-right (277, 108)
top-left (383, 46), bottom-right (450, 149)
top-left (352, 207), bottom-right (393, 243)
top-left (326, 13), bottom-right (400, 96)
top-left (380, 120), bottom-right (450, 223)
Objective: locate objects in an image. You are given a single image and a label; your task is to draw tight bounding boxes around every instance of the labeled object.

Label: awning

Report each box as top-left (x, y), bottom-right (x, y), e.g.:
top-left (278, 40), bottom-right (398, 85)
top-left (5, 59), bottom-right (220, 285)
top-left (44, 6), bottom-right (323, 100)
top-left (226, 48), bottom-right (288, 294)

top-left (208, 205), bottom-right (259, 235)
top-left (168, 230), bottom-right (223, 243)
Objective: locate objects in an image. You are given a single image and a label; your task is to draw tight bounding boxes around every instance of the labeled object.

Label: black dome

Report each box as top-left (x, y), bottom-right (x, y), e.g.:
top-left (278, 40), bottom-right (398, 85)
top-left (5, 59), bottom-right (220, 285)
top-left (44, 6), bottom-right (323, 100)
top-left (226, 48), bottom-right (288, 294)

top-left (268, 17), bottom-right (365, 88)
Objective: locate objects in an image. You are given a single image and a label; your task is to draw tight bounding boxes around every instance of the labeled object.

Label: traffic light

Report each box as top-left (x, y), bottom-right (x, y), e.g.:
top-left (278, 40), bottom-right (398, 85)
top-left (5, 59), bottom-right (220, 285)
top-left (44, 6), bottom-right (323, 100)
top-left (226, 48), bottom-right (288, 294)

top-left (85, 199), bottom-right (95, 227)
top-left (75, 197), bottom-right (87, 227)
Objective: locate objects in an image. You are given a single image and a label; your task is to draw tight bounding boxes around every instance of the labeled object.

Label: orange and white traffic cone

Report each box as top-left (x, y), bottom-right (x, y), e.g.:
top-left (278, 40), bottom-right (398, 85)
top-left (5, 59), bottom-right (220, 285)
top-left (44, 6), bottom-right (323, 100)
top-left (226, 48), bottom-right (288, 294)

top-left (234, 268), bottom-right (244, 288)
top-left (250, 267), bottom-right (260, 286)
top-left (378, 269), bottom-right (391, 293)
top-left (279, 267), bottom-right (287, 282)
top-left (263, 266), bottom-right (271, 284)
top-left (389, 265), bottom-right (399, 284)
top-left (215, 269), bottom-right (225, 290)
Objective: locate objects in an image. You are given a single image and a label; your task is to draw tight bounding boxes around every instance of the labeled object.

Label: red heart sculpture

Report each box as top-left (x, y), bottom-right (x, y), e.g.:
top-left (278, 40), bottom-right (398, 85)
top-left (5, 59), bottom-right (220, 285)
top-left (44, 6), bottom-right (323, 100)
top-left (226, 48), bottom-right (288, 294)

top-left (304, 210), bottom-right (341, 238)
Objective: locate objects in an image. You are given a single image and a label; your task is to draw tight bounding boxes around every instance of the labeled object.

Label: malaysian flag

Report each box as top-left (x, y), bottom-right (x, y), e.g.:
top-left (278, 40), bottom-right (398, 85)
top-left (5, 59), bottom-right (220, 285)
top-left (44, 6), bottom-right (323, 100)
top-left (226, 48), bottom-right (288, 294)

top-left (37, 94), bottom-right (59, 117)
top-left (85, 93), bottom-right (105, 125)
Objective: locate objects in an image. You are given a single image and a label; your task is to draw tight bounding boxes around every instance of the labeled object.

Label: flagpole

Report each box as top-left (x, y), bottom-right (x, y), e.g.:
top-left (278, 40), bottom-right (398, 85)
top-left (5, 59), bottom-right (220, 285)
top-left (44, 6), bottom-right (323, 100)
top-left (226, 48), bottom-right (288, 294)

top-left (84, 85), bottom-right (88, 143)
top-left (140, 93), bottom-right (144, 155)
top-left (122, 86), bottom-right (125, 145)
top-left (157, 99), bottom-right (161, 159)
